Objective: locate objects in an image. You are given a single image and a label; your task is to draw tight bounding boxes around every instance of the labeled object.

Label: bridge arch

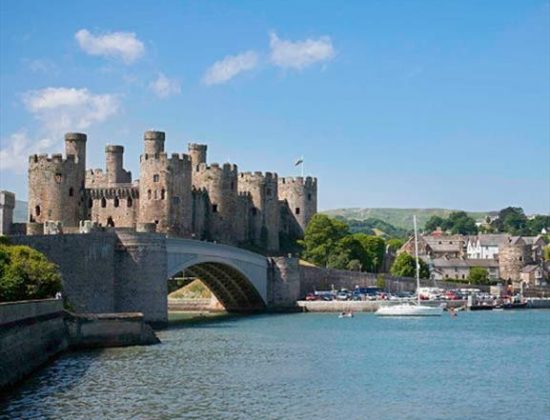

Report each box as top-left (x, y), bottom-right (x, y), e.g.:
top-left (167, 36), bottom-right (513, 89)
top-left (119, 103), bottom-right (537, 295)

top-left (166, 239), bottom-right (268, 312)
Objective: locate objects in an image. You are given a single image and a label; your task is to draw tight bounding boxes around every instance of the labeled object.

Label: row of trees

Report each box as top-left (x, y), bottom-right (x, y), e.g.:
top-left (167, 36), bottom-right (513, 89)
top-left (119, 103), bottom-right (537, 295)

top-left (0, 239), bottom-right (61, 302)
top-left (424, 207), bottom-right (549, 237)
top-left (299, 214), bottom-right (405, 272)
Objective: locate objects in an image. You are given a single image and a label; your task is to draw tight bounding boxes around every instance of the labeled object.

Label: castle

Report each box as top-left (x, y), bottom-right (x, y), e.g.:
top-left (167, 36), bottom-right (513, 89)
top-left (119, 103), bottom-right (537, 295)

top-left (23, 131), bottom-right (317, 253)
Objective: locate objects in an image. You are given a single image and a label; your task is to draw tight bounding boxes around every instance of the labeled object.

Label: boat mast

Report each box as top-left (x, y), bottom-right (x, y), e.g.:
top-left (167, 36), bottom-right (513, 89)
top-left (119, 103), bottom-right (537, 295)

top-left (413, 215), bottom-right (420, 305)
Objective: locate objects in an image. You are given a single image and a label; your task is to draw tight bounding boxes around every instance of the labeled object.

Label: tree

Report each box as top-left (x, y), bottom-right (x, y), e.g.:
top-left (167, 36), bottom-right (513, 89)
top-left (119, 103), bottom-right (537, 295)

top-left (0, 244), bottom-right (62, 302)
top-left (386, 238), bottom-right (405, 253)
top-left (326, 236), bottom-right (366, 270)
top-left (353, 233), bottom-right (385, 272)
top-left (544, 245), bottom-right (550, 261)
top-left (447, 211), bottom-right (478, 235)
top-left (299, 214), bottom-right (350, 267)
top-left (468, 266), bottom-right (489, 285)
top-left (492, 207), bottom-right (528, 235)
top-left (390, 253), bottom-right (429, 279)
top-left (424, 216), bottom-right (445, 233)
top-left (527, 215), bottom-right (550, 236)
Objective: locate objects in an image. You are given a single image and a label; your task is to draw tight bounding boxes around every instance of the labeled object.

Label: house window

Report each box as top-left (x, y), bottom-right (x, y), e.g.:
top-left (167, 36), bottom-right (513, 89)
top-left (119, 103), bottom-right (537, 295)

top-left (114, 197), bottom-right (119, 208)
top-left (127, 197), bottom-right (133, 207)
top-left (35, 205), bottom-right (41, 216)
top-left (295, 207), bottom-right (300, 215)
top-left (445, 274), bottom-right (449, 279)
top-left (69, 187), bottom-right (74, 197)
top-left (101, 197), bottom-right (107, 208)
top-left (462, 275), bottom-right (465, 279)
top-left (212, 204), bottom-right (218, 213)
top-left (153, 174), bottom-right (159, 182)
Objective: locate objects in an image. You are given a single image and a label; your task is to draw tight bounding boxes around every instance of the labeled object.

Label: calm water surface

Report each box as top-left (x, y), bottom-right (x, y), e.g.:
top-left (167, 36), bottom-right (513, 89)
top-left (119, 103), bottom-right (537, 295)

top-left (2, 310), bottom-right (549, 419)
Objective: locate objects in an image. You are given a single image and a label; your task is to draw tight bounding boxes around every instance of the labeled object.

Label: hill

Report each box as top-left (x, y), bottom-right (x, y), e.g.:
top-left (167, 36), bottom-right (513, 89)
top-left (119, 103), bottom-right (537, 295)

top-left (323, 208), bottom-right (496, 231)
top-left (333, 216), bottom-right (409, 238)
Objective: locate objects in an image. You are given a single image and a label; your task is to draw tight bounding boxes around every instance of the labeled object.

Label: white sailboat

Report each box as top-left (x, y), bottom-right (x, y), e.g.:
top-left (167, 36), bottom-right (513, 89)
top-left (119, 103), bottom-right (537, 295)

top-left (375, 215), bottom-right (444, 317)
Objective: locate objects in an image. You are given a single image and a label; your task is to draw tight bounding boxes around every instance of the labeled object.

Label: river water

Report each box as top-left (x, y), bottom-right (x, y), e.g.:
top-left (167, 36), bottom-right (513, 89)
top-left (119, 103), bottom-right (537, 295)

top-left (2, 310), bottom-right (549, 419)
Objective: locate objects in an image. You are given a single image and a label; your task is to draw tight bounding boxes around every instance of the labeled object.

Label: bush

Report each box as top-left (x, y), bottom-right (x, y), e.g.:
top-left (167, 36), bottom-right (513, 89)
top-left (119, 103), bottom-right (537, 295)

top-left (0, 244), bottom-right (62, 302)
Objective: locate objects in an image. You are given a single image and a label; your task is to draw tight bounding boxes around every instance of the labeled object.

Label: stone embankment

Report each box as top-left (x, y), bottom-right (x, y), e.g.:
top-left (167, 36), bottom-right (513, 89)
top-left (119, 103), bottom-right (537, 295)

top-left (0, 299), bottom-right (159, 391)
top-left (297, 300), bottom-right (465, 312)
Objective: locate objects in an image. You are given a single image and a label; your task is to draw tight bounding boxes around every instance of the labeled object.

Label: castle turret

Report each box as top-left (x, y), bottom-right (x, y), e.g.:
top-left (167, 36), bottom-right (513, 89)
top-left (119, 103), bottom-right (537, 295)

top-left (499, 238), bottom-right (533, 290)
top-left (139, 131), bottom-right (192, 236)
top-left (28, 133), bottom-right (87, 229)
top-left (278, 176), bottom-right (317, 235)
top-left (238, 171), bottom-right (280, 251)
top-left (105, 145), bottom-right (131, 186)
top-left (144, 130), bottom-right (165, 155)
top-left (193, 162), bottom-right (240, 244)
top-left (188, 143), bottom-right (207, 168)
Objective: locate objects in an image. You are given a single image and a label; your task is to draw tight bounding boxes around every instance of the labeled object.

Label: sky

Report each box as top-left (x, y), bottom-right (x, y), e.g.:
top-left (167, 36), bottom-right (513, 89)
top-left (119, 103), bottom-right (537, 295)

top-left (0, 0), bottom-right (549, 214)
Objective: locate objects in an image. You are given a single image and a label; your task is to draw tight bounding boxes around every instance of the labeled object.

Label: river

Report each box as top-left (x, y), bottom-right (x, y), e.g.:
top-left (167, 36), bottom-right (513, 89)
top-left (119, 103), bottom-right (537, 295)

top-left (2, 310), bottom-right (549, 419)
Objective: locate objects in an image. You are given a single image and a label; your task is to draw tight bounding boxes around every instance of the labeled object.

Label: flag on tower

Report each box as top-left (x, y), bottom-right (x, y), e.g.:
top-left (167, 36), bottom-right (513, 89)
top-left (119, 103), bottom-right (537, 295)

top-left (294, 158), bottom-right (303, 166)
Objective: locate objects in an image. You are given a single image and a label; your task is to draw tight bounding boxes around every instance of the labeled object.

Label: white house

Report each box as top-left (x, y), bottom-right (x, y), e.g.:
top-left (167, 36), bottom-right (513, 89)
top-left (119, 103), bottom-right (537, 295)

top-left (466, 234), bottom-right (509, 259)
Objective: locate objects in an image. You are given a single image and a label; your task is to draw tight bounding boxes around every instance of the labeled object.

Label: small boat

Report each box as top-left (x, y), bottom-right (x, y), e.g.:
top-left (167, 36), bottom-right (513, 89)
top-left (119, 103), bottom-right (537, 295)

top-left (375, 216), bottom-right (443, 317)
top-left (338, 311), bottom-right (353, 318)
top-left (469, 305), bottom-right (493, 311)
top-left (502, 302), bottom-right (528, 310)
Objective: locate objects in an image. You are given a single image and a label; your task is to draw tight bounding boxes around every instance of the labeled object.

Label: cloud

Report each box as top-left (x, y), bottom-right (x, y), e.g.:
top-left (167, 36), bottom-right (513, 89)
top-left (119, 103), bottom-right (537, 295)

top-left (22, 87), bottom-right (120, 134)
top-left (75, 29), bottom-right (145, 64)
top-left (149, 73), bottom-right (181, 98)
top-left (0, 131), bottom-right (56, 173)
top-left (25, 58), bottom-right (58, 74)
top-left (269, 32), bottom-right (335, 70)
top-left (202, 51), bottom-right (258, 85)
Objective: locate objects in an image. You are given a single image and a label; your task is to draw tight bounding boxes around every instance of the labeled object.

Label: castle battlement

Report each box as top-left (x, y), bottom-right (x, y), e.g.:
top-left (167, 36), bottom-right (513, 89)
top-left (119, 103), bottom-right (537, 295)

top-left (29, 153), bottom-right (76, 165)
top-left (279, 176), bottom-right (317, 187)
top-left (239, 171), bottom-right (277, 182)
top-left (197, 162), bottom-right (238, 174)
top-left (87, 186), bottom-right (139, 199)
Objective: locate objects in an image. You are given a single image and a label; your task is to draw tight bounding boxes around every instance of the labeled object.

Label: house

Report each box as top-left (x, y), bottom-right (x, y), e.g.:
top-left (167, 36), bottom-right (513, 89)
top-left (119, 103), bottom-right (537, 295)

top-left (522, 235), bottom-right (547, 263)
top-left (466, 234), bottom-right (509, 259)
top-left (431, 258), bottom-right (500, 281)
top-left (400, 234), bottom-right (465, 260)
top-left (520, 264), bottom-right (546, 287)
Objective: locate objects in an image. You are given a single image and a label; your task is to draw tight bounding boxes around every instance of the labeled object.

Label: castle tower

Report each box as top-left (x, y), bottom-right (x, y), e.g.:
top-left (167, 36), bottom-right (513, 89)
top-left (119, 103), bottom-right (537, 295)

top-left (139, 131), bottom-right (192, 236)
top-left (0, 191), bottom-right (15, 235)
top-left (193, 162), bottom-right (239, 244)
top-left (188, 143), bottom-right (207, 168)
top-left (278, 176), bottom-right (317, 235)
top-left (28, 133), bottom-right (87, 228)
top-left (499, 238), bottom-right (532, 289)
top-left (105, 145), bottom-right (131, 186)
top-left (238, 172), bottom-right (280, 251)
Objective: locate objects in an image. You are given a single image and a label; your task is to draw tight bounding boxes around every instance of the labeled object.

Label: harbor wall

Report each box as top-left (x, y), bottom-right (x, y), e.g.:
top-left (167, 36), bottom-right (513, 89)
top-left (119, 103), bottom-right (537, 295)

top-left (0, 299), bottom-right (67, 391)
top-left (0, 299), bottom-right (159, 391)
top-left (297, 300), bottom-right (464, 312)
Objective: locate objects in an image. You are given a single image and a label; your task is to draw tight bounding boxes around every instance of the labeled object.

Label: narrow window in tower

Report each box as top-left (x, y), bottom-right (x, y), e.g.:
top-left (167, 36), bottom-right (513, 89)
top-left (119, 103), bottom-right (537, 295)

top-left (114, 197), bottom-right (120, 208)
top-left (161, 189), bottom-right (166, 200)
top-left (127, 197), bottom-right (133, 207)
top-left (101, 197), bottom-right (107, 208)
top-left (172, 196), bottom-right (180, 205)
top-left (55, 173), bottom-right (62, 183)
top-left (251, 208), bottom-right (257, 216)
top-left (153, 174), bottom-right (160, 182)
top-left (266, 188), bottom-right (272, 196)
top-left (308, 193), bottom-right (312, 201)
top-left (295, 207), bottom-right (301, 215)
top-left (212, 204), bottom-right (218, 213)
top-left (154, 190), bottom-right (158, 199)
top-left (107, 217), bottom-right (115, 227)
top-left (148, 190), bottom-right (152, 200)
top-left (231, 181), bottom-right (235, 190)
top-left (88, 198), bottom-right (93, 208)
top-left (69, 187), bottom-right (74, 197)
top-left (35, 205), bottom-right (41, 216)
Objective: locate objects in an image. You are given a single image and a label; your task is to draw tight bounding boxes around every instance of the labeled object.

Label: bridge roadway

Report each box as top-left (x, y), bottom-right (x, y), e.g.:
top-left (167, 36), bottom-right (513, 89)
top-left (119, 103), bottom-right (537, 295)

top-left (10, 229), bottom-right (299, 326)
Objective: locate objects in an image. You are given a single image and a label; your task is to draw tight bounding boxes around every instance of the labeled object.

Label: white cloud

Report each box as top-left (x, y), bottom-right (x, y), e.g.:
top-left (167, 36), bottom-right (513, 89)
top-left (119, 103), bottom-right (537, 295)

top-left (75, 29), bottom-right (145, 64)
top-left (269, 32), bottom-right (335, 70)
top-left (26, 58), bottom-right (58, 74)
top-left (0, 131), bottom-right (56, 173)
top-left (203, 51), bottom-right (258, 85)
top-left (22, 87), bottom-right (120, 134)
top-left (149, 73), bottom-right (181, 98)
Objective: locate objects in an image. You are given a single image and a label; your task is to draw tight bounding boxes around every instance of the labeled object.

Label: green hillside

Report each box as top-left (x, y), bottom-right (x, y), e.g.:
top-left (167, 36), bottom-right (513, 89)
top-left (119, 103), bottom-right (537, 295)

top-left (324, 208), bottom-right (496, 231)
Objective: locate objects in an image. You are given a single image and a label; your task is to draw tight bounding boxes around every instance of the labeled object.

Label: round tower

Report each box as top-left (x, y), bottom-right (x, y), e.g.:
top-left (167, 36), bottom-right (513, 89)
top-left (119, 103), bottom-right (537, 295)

top-left (64, 132), bottom-right (87, 225)
top-left (144, 130), bottom-right (165, 155)
top-left (278, 176), bottom-right (317, 235)
top-left (105, 145), bottom-right (125, 186)
top-left (188, 143), bottom-right (207, 168)
top-left (139, 131), bottom-right (193, 236)
top-left (193, 163), bottom-right (239, 244)
top-left (238, 171), bottom-right (279, 251)
top-left (64, 132), bottom-right (87, 165)
top-left (499, 240), bottom-right (532, 288)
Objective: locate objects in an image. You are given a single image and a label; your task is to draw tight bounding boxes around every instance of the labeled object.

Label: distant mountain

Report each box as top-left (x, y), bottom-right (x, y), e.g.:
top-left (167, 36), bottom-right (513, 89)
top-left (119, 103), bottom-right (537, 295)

top-left (323, 208), bottom-right (497, 231)
top-left (14, 200), bottom-right (27, 223)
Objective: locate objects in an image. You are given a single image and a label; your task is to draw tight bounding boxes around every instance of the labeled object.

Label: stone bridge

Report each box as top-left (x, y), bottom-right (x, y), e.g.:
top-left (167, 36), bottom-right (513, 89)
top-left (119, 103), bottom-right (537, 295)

top-left (10, 230), bottom-right (300, 326)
